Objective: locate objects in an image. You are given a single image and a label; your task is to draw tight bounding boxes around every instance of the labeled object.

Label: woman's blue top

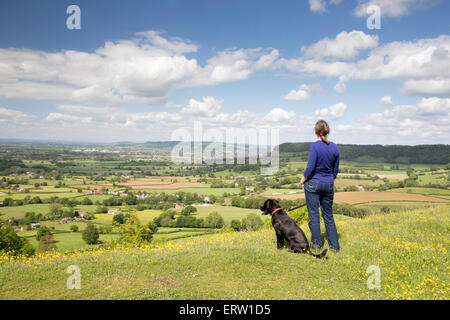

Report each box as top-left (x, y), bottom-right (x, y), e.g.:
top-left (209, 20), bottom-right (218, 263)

top-left (303, 140), bottom-right (340, 183)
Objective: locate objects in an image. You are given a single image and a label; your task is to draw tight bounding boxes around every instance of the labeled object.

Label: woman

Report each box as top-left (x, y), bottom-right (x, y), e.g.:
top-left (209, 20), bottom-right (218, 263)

top-left (300, 120), bottom-right (340, 253)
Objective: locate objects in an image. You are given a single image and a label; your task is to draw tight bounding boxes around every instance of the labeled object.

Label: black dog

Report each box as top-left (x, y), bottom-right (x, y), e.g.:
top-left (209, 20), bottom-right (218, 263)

top-left (261, 199), bottom-right (327, 258)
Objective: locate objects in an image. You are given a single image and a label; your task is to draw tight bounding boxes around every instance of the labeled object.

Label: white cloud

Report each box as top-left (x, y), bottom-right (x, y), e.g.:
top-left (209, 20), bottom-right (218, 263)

top-left (309, 0), bottom-right (327, 13)
top-left (361, 97), bottom-right (450, 137)
top-left (333, 82), bottom-right (346, 93)
top-left (199, 110), bottom-right (257, 127)
top-left (181, 96), bottom-right (223, 117)
top-left (0, 106), bottom-right (35, 124)
top-left (49, 104), bottom-right (183, 128)
top-left (283, 84), bottom-right (323, 101)
top-left (314, 102), bottom-right (347, 120)
top-left (125, 111), bottom-right (182, 126)
top-left (380, 96), bottom-right (393, 105)
top-left (263, 108), bottom-right (295, 122)
top-left (401, 79), bottom-right (450, 97)
top-left (55, 104), bottom-right (118, 115)
top-left (194, 48), bottom-right (279, 86)
top-left (328, 98), bottom-right (450, 143)
top-left (0, 31), bottom-right (278, 106)
top-left (283, 33), bottom-right (450, 99)
top-left (335, 124), bottom-right (353, 131)
top-left (309, 0), bottom-right (442, 18)
top-left (134, 30), bottom-right (198, 55)
top-left (354, 0), bottom-right (442, 18)
top-left (46, 113), bottom-right (92, 124)
top-left (45, 96), bottom-right (258, 130)
top-left (301, 31), bottom-right (379, 60)
top-left (309, 0), bottom-right (342, 13)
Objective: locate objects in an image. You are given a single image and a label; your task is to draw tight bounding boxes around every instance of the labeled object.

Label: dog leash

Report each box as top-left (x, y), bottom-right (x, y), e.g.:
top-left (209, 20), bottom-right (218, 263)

top-left (286, 203), bottom-right (307, 213)
top-left (268, 204), bottom-right (307, 216)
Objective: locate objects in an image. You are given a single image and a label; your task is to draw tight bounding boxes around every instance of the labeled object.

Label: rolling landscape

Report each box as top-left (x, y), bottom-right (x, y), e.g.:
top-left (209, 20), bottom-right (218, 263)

top-left (1, 0), bottom-right (450, 304)
top-left (0, 141), bottom-right (449, 299)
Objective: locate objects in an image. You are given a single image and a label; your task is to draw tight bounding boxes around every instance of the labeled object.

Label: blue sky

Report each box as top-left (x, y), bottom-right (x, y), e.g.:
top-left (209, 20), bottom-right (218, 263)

top-left (0, 0), bottom-right (449, 144)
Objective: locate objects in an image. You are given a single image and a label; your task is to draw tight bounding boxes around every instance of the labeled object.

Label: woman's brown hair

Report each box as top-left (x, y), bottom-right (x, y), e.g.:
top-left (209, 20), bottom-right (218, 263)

top-left (315, 120), bottom-right (330, 144)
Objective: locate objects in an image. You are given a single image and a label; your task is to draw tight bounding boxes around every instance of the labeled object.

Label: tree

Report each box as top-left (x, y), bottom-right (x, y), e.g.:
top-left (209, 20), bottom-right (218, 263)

top-left (30, 196), bottom-right (42, 204)
top-left (159, 215), bottom-right (174, 227)
top-left (0, 226), bottom-right (35, 256)
top-left (136, 204), bottom-right (146, 211)
top-left (153, 210), bottom-right (176, 227)
top-left (37, 235), bottom-right (57, 253)
top-left (36, 226), bottom-right (53, 241)
top-left (2, 198), bottom-right (14, 207)
top-left (147, 220), bottom-right (159, 233)
top-left (181, 205), bottom-right (197, 215)
top-left (112, 213), bottom-right (125, 225)
top-left (205, 211), bottom-right (224, 229)
top-left (406, 167), bottom-right (414, 177)
top-left (62, 209), bottom-right (75, 218)
top-left (175, 215), bottom-right (204, 228)
top-left (95, 206), bottom-right (108, 214)
top-left (119, 214), bottom-right (153, 245)
top-left (81, 197), bottom-right (93, 205)
top-left (242, 213), bottom-right (264, 231)
top-left (82, 223), bottom-right (99, 244)
top-left (49, 203), bottom-right (62, 219)
top-left (230, 219), bottom-right (242, 231)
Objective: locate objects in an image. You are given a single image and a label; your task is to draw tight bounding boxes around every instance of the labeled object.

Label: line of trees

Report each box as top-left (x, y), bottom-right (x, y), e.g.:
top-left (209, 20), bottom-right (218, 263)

top-left (152, 210), bottom-right (225, 229)
top-left (280, 143), bottom-right (450, 164)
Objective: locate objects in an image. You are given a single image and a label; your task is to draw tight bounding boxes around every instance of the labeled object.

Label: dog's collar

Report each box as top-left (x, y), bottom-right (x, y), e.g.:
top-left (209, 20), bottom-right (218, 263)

top-left (271, 208), bottom-right (283, 215)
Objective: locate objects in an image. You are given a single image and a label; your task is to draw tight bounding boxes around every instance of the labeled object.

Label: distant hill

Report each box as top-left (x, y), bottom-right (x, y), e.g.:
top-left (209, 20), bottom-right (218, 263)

top-left (279, 143), bottom-right (450, 164)
top-left (1, 138), bottom-right (449, 164)
top-left (143, 141), bottom-right (181, 149)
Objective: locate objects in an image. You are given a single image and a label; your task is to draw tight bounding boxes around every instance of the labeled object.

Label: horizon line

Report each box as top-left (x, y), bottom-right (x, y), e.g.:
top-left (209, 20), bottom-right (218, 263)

top-left (0, 138), bottom-right (448, 147)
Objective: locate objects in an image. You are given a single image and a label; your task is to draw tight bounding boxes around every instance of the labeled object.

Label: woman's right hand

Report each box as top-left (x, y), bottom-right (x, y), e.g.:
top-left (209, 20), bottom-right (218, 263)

top-left (300, 176), bottom-right (307, 188)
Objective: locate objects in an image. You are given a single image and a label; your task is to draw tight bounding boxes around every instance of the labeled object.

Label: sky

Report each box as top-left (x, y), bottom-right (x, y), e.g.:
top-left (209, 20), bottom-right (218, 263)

top-left (0, 0), bottom-right (449, 145)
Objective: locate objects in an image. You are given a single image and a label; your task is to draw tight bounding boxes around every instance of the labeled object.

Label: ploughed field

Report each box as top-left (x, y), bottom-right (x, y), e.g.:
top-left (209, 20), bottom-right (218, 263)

top-left (72, 181), bottom-right (203, 190)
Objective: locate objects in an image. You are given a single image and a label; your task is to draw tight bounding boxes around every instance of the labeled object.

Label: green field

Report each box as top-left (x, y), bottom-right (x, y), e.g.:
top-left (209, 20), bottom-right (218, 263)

top-left (174, 204), bottom-right (265, 223)
top-left (355, 201), bottom-right (443, 212)
top-left (138, 187), bottom-right (241, 196)
top-left (1, 205), bottom-right (448, 299)
top-left (96, 209), bottom-right (163, 224)
top-left (0, 204), bottom-right (51, 219)
top-left (26, 232), bottom-right (119, 252)
top-left (417, 171), bottom-right (449, 186)
top-left (1, 143), bottom-right (450, 301)
top-left (1, 204), bottom-right (267, 253)
top-left (0, 191), bottom-right (84, 201)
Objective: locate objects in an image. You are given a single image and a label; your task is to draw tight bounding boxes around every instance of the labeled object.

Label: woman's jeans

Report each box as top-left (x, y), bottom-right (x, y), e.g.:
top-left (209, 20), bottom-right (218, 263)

top-left (304, 180), bottom-right (340, 252)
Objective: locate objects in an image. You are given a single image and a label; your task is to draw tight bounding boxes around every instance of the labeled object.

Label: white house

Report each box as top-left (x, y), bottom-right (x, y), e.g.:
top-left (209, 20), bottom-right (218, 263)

top-left (107, 210), bottom-right (122, 215)
top-left (30, 222), bottom-right (41, 229)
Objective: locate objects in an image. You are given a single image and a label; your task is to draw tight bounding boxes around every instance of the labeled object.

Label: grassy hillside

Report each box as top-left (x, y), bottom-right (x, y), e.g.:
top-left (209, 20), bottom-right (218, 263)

top-left (0, 205), bottom-right (448, 300)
